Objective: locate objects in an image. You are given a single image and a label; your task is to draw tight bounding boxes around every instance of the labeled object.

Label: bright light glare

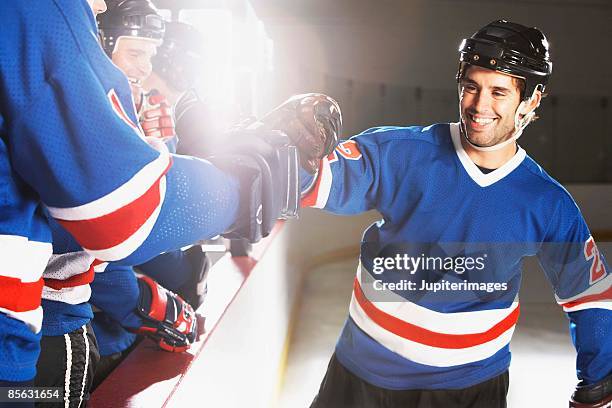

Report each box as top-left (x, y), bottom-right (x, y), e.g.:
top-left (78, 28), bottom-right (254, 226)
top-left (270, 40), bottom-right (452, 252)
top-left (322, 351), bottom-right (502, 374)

top-left (179, 9), bottom-right (234, 109)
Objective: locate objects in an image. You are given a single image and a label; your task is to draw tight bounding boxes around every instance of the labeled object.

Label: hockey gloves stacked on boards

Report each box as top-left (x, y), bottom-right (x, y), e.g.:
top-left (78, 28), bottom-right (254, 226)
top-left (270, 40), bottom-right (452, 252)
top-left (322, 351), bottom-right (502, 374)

top-left (207, 93), bottom-right (342, 243)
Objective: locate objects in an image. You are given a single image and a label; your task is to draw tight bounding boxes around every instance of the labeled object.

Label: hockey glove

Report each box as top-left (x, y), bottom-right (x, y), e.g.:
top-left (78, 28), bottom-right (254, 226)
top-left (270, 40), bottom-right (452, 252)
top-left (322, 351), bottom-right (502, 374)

top-left (570, 374), bottom-right (612, 408)
top-left (134, 274), bottom-right (197, 352)
top-left (140, 92), bottom-right (176, 142)
top-left (207, 130), bottom-right (299, 243)
top-left (260, 93), bottom-right (342, 174)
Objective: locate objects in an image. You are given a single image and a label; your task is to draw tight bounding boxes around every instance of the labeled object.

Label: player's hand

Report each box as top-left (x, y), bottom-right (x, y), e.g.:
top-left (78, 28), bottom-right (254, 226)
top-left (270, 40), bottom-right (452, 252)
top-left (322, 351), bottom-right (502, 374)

top-left (133, 274), bottom-right (198, 352)
top-left (140, 93), bottom-right (176, 142)
top-left (261, 93), bottom-right (342, 174)
top-left (208, 130), bottom-right (299, 242)
top-left (569, 374), bottom-right (612, 407)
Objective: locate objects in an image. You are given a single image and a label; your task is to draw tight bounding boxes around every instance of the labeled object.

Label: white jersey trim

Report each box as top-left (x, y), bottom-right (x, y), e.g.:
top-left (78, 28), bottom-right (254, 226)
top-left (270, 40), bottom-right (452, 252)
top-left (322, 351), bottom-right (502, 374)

top-left (43, 252), bottom-right (95, 281)
top-left (450, 123), bottom-right (526, 188)
top-left (42, 285), bottom-right (92, 305)
top-left (562, 301), bottom-right (612, 313)
top-left (46, 151), bottom-right (170, 221)
top-left (0, 306), bottom-right (43, 333)
top-left (357, 265), bottom-right (519, 334)
top-left (314, 157), bottom-right (333, 209)
top-left (82, 175), bottom-right (166, 261)
top-left (0, 236), bottom-right (52, 282)
top-left (555, 274), bottom-right (611, 303)
top-left (349, 292), bottom-right (515, 367)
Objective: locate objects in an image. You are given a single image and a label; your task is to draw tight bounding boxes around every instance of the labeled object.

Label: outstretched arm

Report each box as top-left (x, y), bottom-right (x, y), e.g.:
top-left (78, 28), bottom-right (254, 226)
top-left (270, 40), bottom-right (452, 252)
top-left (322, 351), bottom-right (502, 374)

top-left (536, 197), bottom-right (611, 405)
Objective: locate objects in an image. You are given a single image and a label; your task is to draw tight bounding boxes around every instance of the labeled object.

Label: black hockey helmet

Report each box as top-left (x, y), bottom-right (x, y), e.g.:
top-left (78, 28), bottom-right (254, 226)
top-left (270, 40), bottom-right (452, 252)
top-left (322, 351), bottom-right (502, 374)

top-left (97, 0), bottom-right (165, 57)
top-left (151, 21), bottom-right (206, 92)
top-left (457, 20), bottom-right (553, 100)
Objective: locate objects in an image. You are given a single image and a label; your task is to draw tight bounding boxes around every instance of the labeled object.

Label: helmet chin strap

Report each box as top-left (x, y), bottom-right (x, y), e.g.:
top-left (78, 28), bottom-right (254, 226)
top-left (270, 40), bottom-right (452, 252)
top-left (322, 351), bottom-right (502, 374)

top-left (458, 85), bottom-right (540, 152)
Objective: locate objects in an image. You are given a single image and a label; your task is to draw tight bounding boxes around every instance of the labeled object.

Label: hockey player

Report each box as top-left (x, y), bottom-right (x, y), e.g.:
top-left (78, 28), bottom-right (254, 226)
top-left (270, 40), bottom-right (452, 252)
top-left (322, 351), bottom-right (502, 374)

top-left (33, 2), bottom-right (203, 404)
top-left (143, 20), bottom-right (206, 107)
top-left (91, 3), bottom-right (214, 387)
top-left (0, 1), bottom-right (335, 404)
top-left (97, 0), bottom-right (163, 113)
top-left (301, 20), bottom-right (611, 408)
top-left (97, 0), bottom-right (180, 148)
top-left (142, 20), bottom-right (220, 157)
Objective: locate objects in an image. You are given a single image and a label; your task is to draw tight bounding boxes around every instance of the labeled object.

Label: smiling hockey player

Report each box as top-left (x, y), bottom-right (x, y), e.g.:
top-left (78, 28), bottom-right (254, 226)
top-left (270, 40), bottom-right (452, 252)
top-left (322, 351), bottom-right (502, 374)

top-left (302, 20), bottom-right (611, 408)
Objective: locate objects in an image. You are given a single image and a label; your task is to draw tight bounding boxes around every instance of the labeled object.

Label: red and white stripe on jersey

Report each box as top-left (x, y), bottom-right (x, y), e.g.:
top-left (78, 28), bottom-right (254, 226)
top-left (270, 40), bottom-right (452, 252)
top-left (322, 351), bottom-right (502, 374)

top-left (349, 264), bottom-right (519, 367)
top-left (42, 253), bottom-right (101, 305)
top-left (302, 140), bottom-right (363, 208)
top-left (557, 273), bottom-right (612, 313)
top-left (46, 152), bottom-right (172, 261)
top-left (301, 155), bottom-right (333, 209)
top-left (107, 89), bottom-right (145, 140)
top-left (0, 235), bottom-right (53, 332)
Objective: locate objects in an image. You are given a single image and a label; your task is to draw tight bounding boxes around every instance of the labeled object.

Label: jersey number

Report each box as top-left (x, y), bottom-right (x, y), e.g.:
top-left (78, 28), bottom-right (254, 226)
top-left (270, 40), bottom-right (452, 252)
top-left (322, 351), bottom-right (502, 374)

top-left (584, 236), bottom-right (606, 284)
top-left (328, 140), bottom-right (362, 163)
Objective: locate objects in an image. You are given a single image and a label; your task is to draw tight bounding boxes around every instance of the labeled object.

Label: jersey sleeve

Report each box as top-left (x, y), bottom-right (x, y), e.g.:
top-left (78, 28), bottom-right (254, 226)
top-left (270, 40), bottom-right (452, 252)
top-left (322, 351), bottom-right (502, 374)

top-left (136, 250), bottom-right (193, 291)
top-left (89, 264), bottom-right (142, 329)
top-left (301, 135), bottom-right (382, 215)
top-left (6, 2), bottom-right (239, 265)
top-left (536, 195), bottom-right (611, 384)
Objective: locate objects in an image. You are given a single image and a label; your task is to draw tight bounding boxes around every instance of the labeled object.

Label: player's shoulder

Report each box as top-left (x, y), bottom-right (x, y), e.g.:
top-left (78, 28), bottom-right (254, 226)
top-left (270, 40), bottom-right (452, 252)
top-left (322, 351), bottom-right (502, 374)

top-left (350, 123), bottom-right (451, 148)
top-left (8, 1), bottom-right (98, 38)
top-left (520, 155), bottom-right (579, 212)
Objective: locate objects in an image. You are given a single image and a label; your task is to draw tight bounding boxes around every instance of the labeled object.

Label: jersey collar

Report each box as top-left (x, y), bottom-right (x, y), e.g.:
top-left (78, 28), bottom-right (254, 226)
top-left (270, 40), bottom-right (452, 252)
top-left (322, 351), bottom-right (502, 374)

top-left (449, 123), bottom-right (526, 188)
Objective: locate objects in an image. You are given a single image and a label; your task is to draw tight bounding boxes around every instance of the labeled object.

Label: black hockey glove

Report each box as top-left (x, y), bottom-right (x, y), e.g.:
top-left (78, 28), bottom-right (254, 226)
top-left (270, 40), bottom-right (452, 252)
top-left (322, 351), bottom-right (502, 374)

top-left (260, 93), bottom-right (342, 174)
top-left (570, 373), bottom-right (612, 408)
top-left (207, 130), bottom-right (299, 243)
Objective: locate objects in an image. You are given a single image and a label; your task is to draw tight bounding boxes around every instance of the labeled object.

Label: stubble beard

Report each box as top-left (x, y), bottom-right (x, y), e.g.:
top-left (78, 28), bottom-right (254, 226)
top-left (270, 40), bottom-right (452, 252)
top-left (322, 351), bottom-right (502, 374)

top-left (462, 116), bottom-right (516, 148)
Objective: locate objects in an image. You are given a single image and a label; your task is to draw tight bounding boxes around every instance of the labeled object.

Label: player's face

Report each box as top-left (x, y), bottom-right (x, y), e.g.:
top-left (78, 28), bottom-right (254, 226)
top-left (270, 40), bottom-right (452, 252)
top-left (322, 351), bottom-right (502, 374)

top-left (459, 66), bottom-right (522, 148)
top-left (87, 0), bottom-right (107, 16)
top-left (112, 37), bottom-right (159, 101)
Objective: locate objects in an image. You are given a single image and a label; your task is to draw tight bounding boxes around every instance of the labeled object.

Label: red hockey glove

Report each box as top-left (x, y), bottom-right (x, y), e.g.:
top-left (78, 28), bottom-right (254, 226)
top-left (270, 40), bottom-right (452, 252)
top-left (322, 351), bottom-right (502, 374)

top-left (134, 274), bottom-right (197, 352)
top-left (140, 93), bottom-right (176, 142)
top-left (261, 93), bottom-right (342, 174)
top-left (570, 374), bottom-right (612, 407)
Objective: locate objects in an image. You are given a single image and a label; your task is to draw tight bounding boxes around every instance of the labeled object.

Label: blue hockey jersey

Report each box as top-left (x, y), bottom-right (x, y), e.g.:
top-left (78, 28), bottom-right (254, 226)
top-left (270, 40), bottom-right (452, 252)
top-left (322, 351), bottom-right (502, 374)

top-left (302, 123), bottom-right (611, 389)
top-left (0, 0), bottom-right (239, 381)
top-left (89, 264), bottom-right (141, 356)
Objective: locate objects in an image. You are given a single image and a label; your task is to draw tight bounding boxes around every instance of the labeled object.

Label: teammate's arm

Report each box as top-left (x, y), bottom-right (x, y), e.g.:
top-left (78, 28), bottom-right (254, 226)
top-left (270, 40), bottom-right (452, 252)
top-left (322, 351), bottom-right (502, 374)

top-left (7, 3), bottom-right (280, 265)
